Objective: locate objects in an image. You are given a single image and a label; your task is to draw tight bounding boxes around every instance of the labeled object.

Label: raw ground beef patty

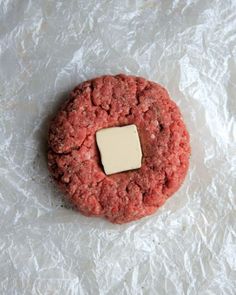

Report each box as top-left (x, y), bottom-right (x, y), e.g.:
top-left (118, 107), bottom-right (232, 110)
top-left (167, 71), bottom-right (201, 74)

top-left (48, 74), bottom-right (190, 223)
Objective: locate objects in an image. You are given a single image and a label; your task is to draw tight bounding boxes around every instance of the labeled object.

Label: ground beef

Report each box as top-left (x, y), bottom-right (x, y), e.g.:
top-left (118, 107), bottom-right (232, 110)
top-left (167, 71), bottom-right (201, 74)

top-left (48, 74), bottom-right (190, 223)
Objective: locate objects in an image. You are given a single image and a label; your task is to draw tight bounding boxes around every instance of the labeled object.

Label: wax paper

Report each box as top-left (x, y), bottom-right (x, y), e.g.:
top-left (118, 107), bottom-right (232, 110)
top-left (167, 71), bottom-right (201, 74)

top-left (0, 0), bottom-right (236, 294)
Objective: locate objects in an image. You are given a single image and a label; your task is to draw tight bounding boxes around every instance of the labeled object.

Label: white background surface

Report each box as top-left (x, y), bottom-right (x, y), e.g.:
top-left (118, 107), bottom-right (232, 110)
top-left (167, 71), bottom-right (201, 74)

top-left (0, 0), bottom-right (236, 294)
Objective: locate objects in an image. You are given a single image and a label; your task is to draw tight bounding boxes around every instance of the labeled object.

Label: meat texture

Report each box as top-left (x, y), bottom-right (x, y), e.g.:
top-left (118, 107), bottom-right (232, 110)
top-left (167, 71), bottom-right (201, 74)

top-left (48, 74), bottom-right (190, 223)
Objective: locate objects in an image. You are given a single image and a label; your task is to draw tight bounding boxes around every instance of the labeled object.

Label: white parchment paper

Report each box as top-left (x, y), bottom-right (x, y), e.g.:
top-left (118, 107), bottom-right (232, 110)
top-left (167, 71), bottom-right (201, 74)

top-left (0, 0), bottom-right (236, 294)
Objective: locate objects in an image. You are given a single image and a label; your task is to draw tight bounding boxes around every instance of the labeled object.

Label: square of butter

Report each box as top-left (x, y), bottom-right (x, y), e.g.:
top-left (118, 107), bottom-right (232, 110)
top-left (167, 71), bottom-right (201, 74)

top-left (96, 124), bottom-right (142, 175)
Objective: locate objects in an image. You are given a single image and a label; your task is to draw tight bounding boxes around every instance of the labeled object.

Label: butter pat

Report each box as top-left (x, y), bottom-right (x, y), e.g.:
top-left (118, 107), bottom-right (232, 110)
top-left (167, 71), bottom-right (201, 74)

top-left (96, 124), bottom-right (142, 175)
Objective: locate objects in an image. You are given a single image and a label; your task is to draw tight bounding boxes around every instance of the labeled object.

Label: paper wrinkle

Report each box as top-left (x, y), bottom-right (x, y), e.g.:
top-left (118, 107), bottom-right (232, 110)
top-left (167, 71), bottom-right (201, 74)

top-left (0, 0), bottom-right (236, 294)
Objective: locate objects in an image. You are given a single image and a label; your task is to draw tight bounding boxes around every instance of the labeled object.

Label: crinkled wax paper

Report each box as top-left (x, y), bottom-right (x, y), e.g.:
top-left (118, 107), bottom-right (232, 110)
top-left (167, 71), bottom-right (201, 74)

top-left (0, 0), bottom-right (236, 294)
